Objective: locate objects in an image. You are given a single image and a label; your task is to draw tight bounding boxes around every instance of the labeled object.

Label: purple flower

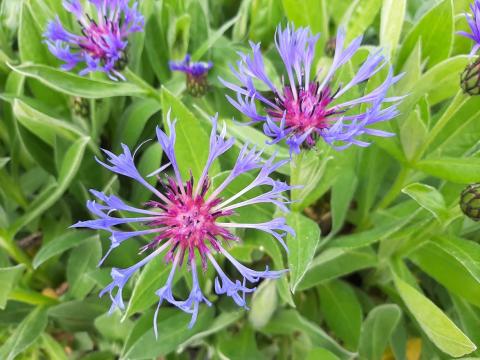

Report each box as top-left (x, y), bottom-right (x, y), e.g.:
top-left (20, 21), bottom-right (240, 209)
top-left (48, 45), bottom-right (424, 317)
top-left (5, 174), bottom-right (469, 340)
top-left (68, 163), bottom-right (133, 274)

top-left (459, 0), bottom-right (480, 55)
top-left (73, 113), bottom-right (293, 335)
top-left (43, 0), bottom-right (144, 80)
top-left (169, 54), bottom-right (213, 97)
top-left (221, 25), bottom-right (404, 154)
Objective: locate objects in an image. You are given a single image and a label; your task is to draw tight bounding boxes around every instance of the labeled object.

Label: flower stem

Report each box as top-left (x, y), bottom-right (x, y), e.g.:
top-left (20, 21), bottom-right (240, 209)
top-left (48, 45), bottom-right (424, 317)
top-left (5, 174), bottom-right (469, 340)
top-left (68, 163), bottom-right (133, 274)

top-left (124, 67), bottom-right (162, 103)
top-left (0, 230), bottom-right (32, 269)
top-left (376, 167), bottom-right (410, 211)
top-left (413, 91), bottom-right (467, 161)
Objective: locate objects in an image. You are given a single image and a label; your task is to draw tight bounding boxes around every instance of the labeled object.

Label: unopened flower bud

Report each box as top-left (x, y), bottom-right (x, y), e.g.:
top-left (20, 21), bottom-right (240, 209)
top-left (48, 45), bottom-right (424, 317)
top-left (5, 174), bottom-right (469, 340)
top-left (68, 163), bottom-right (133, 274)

top-left (169, 54), bottom-right (213, 97)
top-left (460, 183), bottom-right (480, 221)
top-left (72, 97), bottom-right (89, 118)
top-left (461, 59), bottom-right (480, 96)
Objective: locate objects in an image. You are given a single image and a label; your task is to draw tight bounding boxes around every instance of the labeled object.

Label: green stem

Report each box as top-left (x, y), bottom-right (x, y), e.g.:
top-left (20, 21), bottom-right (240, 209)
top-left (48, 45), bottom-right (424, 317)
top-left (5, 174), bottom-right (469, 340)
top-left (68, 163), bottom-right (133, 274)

top-left (197, 96), bottom-right (215, 116)
top-left (413, 91), bottom-right (467, 161)
top-left (376, 167), bottom-right (410, 211)
top-left (0, 230), bottom-right (32, 269)
top-left (124, 67), bottom-right (162, 103)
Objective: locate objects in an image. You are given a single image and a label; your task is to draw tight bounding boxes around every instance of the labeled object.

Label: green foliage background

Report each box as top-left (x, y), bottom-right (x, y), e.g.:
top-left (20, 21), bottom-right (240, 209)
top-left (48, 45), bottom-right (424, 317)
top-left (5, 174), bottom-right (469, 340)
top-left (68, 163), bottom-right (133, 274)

top-left (0, 0), bottom-right (480, 359)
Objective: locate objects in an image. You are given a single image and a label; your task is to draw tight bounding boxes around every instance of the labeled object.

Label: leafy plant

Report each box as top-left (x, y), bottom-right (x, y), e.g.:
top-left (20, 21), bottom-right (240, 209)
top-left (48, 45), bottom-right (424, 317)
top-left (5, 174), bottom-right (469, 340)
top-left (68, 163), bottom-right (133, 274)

top-left (0, 0), bottom-right (479, 359)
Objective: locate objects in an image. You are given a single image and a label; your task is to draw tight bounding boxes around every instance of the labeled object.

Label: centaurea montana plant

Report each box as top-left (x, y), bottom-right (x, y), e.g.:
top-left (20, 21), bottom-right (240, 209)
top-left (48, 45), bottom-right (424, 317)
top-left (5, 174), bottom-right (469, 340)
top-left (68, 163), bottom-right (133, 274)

top-left (72, 113), bottom-right (294, 336)
top-left (43, 0), bottom-right (144, 80)
top-left (221, 24), bottom-right (404, 154)
top-left (169, 54), bottom-right (213, 97)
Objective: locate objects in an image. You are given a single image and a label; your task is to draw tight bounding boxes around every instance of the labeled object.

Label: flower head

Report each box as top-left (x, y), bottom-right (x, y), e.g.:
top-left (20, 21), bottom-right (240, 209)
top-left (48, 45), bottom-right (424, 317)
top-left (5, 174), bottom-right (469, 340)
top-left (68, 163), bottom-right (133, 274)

top-left (459, 0), bottom-right (480, 55)
top-left (170, 54), bottom-right (213, 97)
top-left (221, 25), bottom-right (403, 154)
top-left (461, 57), bottom-right (480, 95)
top-left (460, 183), bottom-right (480, 221)
top-left (73, 113), bottom-right (293, 335)
top-left (44, 0), bottom-right (144, 80)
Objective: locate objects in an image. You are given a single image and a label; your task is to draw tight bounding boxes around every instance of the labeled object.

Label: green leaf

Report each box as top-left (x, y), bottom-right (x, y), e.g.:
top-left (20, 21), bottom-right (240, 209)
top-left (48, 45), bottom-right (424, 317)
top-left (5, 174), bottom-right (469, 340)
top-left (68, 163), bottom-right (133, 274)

top-left (160, 87), bottom-right (214, 180)
top-left (409, 236), bottom-right (480, 307)
top-left (380, 0), bottom-right (406, 57)
top-left (393, 275), bottom-right (476, 357)
top-left (298, 247), bottom-right (377, 291)
top-left (95, 310), bottom-right (133, 341)
top-left (306, 348), bottom-right (339, 360)
top-left (121, 307), bottom-right (214, 359)
top-left (48, 299), bottom-right (106, 332)
top-left (33, 232), bottom-right (97, 269)
top-left (67, 237), bottom-right (101, 299)
top-left (12, 99), bottom-right (92, 150)
top-left (9, 136), bottom-right (90, 236)
top-left (123, 253), bottom-right (173, 318)
top-left (427, 94), bottom-right (480, 157)
top-left (223, 119), bottom-right (290, 161)
top-left (192, 15), bottom-right (239, 61)
top-left (168, 14), bottom-right (191, 59)
top-left (115, 98), bottom-right (161, 149)
top-left (342, 0), bottom-right (383, 42)
top-left (330, 167), bottom-right (357, 235)
top-left (18, 2), bottom-right (53, 64)
top-left (40, 333), bottom-right (68, 360)
top-left (0, 158), bottom-right (9, 169)
top-left (188, 1), bottom-right (208, 52)
top-left (287, 212), bottom-right (321, 292)
top-left (355, 146), bottom-right (389, 224)
top-left (0, 264), bottom-right (25, 309)
top-left (415, 157), bottom-right (480, 183)
top-left (452, 295), bottom-right (480, 348)
top-left (396, 42), bottom-right (422, 93)
top-left (211, 172), bottom-right (274, 224)
top-left (331, 209), bottom-right (420, 250)
top-left (402, 183), bottom-right (449, 222)
top-left (178, 310), bottom-right (243, 351)
top-left (12, 64), bottom-right (147, 98)
top-left (400, 107), bottom-right (428, 161)
top-left (131, 142), bottom-right (163, 204)
top-left (318, 280), bottom-right (362, 350)
top-left (248, 280), bottom-right (277, 329)
top-left (399, 56), bottom-right (469, 117)
top-left (291, 148), bottom-right (335, 211)
top-left (261, 309), bottom-right (355, 359)
top-left (397, 0), bottom-right (454, 69)
top-left (282, 0), bottom-right (328, 49)
top-left (0, 307), bottom-right (48, 360)
top-left (218, 325), bottom-right (266, 360)
top-left (358, 304), bottom-right (401, 360)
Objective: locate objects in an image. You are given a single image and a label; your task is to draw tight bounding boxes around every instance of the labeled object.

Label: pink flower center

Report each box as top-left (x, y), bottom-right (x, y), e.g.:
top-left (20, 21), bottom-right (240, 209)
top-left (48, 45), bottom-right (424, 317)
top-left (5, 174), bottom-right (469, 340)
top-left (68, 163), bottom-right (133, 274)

top-left (269, 83), bottom-right (340, 147)
top-left (79, 19), bottom-right (124, 61)
top-left (147, 176), bottom-right (235, 268)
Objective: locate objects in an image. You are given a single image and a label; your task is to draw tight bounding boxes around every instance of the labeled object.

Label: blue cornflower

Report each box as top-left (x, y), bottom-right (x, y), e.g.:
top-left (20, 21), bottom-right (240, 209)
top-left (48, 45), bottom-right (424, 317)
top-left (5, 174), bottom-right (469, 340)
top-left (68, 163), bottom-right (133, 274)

top-left (43, 0), bottom-right (144, 80)
top-left (72, 113), bottom-right (294, 335)
top-left (221, 24), bottom-right (404, 154)
top-left (170, 54), bottom-right (213, 97)
top-left (459, 0), bottom-right (480, 55)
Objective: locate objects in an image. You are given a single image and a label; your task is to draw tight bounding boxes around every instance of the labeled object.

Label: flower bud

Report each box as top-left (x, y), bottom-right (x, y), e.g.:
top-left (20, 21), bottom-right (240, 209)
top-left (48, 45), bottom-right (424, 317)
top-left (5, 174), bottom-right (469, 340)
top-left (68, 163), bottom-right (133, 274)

top-left (186, 73), bottom-right (209, 97)
top-left (169, 54), bottom-right (212, 98)
top-left (72, 97), bottom-right (90, 118)
top-left (461, 59), bottom-right (480, 96)
top-left (460, 183), bottom-right (480, 221)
